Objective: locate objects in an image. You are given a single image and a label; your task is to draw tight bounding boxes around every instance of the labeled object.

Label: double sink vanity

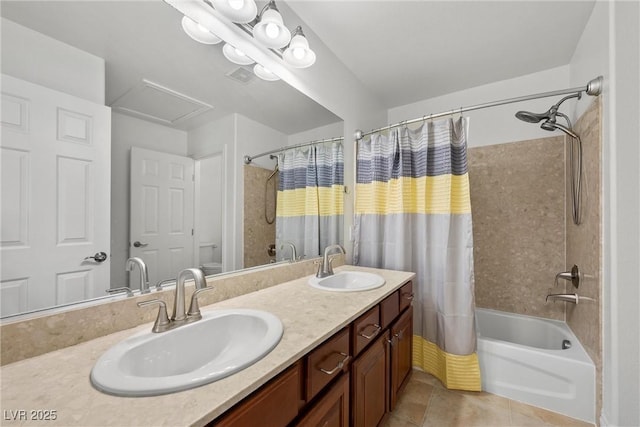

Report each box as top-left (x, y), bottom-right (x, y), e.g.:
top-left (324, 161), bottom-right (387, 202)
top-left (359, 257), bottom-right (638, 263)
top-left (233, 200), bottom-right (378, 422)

top-left (1, 264), bottom-right (415, 426)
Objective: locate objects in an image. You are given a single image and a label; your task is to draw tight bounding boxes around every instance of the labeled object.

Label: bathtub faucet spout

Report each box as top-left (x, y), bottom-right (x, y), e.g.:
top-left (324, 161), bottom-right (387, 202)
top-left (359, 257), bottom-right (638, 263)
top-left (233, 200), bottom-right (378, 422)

top-left (546, 293), bottom-right (579, 304)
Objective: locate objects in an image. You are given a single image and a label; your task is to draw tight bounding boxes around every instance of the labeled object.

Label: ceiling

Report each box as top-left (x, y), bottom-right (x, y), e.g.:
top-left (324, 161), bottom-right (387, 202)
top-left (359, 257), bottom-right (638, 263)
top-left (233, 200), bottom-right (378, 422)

top-left (288, 0), bottom-right (596, 108)
top-left (1, 1), bottom-right (596, 132)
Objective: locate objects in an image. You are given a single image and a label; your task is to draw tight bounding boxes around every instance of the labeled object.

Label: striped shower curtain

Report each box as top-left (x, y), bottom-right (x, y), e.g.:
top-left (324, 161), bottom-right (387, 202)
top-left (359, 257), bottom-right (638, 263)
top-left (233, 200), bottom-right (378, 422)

top-left (276, 141), bottom-right (344, 260)
top-left (354, 117), bottom-right (481, 391)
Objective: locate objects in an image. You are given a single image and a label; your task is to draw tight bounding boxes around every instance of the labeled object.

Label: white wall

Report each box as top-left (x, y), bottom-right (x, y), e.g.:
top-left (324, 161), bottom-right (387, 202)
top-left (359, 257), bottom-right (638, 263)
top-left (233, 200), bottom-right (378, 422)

top-left (575, 1), bottom-right (640, 426)
top-left (235, 115), bottom-right (287, 269)
top-left (110, 113), bottom-right (188, 288)
top-left (287, 121), bottom-right (345, 146)
top-left (197, 154), bottom-right (223, 266)
top-left (388, 65), bottom-right (572, 148)
top-left (187, 114), bottom-right (286, 272)
top-left (0, 18), bottom-right (105, 105)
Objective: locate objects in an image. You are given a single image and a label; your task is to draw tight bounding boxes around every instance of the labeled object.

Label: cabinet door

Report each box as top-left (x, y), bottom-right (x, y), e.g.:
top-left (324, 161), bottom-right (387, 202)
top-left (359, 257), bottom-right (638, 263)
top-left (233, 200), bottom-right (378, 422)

top-left (214, 362), bottom-right (303, 427)
top-left (390, 306), bottom-right (413, 410)
top-left (351, 331), bottom-right (389, 427)
top-left (297, 374), bottom-right (349, 427)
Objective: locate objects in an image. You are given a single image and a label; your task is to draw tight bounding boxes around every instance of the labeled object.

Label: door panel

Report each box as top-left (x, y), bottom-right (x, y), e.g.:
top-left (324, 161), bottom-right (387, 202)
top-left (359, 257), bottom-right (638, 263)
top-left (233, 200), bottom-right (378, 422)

top-left (0, 75), bottom-right (111, 316)
top-left (130, 147), bottom-right (194, 288)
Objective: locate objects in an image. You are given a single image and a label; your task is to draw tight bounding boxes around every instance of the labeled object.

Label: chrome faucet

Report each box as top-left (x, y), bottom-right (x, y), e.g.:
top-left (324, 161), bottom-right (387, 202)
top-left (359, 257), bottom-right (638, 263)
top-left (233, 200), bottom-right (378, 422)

top-left (137, 267), bottom-right (213, 333)
top-left (316, 244), bottom-right (346, 278)
top-left (172, 268), bottom-right (207, 322)
top-left (126, 257), bottom-right (150, 294)
top-left (280, 241), bottom-right (298, 262)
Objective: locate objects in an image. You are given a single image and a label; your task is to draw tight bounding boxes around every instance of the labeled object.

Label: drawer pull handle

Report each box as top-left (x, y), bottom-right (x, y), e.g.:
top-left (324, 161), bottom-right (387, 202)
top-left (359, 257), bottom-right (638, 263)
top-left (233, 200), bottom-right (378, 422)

top-left (319, 352), bottom-right (350, 375)
top-left (402, 292), bottom-right (414, 300)
top-left (358, 323), bottom-right (381, 340)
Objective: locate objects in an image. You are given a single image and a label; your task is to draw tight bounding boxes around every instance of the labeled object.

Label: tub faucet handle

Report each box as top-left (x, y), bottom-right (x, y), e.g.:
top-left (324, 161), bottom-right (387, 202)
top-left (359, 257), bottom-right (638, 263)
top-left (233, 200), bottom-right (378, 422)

top-left (554, 265), bottom-right (580, 288)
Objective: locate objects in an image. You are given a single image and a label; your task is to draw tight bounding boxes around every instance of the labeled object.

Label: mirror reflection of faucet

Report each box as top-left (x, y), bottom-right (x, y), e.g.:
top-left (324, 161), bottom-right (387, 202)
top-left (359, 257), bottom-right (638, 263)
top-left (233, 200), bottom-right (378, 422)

top-left (280, 241), bottom-right (298, 262)
top-left (126, 257), bottom-right (150, 294)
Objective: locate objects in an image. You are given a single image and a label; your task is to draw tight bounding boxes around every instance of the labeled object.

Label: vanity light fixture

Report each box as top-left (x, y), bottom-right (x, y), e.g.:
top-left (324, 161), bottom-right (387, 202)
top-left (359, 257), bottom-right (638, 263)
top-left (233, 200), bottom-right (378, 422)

top-left (252, 0), bottom-right (291, 49)
top-left (181, 16), bottom-right (222, 44)
top-left (283, 26), bottom-right (316, 68)
top-left (172, 0), bottom-right (317, 82)
top-left (222, 43), bottom-right (255, 65)
top-left (211, 0), bottom-right (257, 24)
top-left (253, 63), bottom-right (280, 81)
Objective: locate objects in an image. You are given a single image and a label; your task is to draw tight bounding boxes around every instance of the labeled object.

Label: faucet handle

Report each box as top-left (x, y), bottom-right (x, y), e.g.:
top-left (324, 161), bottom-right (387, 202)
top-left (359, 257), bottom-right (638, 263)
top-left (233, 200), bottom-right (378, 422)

top-left (137, 299), bottom-right (170, 333)
top-left (187, 286), bottom-right (215, 320)
top-left (106, 286), bottom-right (134, 297)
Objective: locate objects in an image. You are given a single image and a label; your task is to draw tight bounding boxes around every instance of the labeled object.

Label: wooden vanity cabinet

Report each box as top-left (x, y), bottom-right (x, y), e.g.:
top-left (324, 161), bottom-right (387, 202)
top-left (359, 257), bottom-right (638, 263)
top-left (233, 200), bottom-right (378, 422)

top-left (213, 361), bottom-right (304, 427)
top-left (212, 279), bottom-right (414, 427)
top-left (350, 330), bottom-right (390, 427)
top-left (297, 374), bottom-right (350, 427)
top-left (389, 305), bottom-right (413, 411)
top-left (305, 327), bottom-right (350, 401)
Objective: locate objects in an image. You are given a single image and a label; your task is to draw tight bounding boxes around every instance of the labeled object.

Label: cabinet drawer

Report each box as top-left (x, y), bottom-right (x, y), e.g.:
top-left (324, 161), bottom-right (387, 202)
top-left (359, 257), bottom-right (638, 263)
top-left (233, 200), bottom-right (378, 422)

top-left (399, 281), bottom-right (414, 313)
top-left (351, 305), bottom-right (381, 357)
top-left (215, 361), bottom-right (303, 427)
top-left (380, 291), bottom-right (399, 329)
top-left (306, 327), bottom-right (350, 401)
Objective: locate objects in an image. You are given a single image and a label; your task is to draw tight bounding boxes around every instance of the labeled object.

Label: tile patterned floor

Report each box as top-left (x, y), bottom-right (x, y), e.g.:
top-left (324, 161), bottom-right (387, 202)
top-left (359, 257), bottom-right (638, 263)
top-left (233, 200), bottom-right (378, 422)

top-left (383, 370), bottom-right (594, 427)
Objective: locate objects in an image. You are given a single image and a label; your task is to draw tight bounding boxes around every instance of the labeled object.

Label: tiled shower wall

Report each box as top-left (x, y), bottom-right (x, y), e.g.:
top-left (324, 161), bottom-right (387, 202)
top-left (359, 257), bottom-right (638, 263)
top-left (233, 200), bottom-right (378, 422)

top-left (243, 165), bottom-right (277, 268)
top-left (469, 136), bottom-right (567, 320)
top-left (469, 98), bottom-right (602, 416)
top-left (566, 98), bottom-right (602, 416)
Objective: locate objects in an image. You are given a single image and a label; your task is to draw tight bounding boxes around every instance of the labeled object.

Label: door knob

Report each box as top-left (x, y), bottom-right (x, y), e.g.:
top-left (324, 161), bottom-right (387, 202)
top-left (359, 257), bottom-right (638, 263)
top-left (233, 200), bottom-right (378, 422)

top-left (85, 252), bottom-right (108, 263)
top-left (133, 241), bottom-right (148, 248)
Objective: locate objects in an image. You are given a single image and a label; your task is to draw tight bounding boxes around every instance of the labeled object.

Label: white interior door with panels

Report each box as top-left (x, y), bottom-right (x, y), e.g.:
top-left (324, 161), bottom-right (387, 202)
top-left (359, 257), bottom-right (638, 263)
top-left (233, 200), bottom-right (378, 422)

top-left (129, 147), bottom-right (194, 289)
top-left (0, 74), bottom-right (111, 316)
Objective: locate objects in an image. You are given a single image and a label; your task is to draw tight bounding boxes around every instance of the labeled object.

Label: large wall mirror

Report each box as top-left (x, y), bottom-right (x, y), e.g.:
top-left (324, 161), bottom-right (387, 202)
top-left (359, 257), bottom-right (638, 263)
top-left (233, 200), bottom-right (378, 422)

top-left (0, 1), bottom-right (343, 318)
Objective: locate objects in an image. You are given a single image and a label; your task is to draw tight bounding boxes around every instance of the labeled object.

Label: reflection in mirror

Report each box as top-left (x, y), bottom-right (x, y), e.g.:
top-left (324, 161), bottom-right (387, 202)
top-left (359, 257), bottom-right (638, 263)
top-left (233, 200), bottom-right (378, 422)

top-left (243, 135), bottom-right (345, 268)
top-left (0, 1), bottom-right (343, 318)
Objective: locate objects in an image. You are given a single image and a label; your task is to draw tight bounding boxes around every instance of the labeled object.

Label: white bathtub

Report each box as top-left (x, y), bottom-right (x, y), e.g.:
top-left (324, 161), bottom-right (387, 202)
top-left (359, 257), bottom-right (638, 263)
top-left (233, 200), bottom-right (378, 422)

top-left (476, 308), bottom-right (595, 423)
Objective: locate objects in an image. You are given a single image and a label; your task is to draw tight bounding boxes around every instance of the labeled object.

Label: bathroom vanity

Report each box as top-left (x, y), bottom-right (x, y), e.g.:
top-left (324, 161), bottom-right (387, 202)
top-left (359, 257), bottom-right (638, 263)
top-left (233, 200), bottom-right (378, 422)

top-left (0, 265), bottom-right (415, 426)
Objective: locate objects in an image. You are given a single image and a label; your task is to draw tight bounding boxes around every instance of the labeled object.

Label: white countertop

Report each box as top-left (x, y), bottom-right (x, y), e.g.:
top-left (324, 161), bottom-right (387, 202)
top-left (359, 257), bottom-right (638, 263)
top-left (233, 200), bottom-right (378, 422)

top-left (0, 266), bottom-right (414, 427)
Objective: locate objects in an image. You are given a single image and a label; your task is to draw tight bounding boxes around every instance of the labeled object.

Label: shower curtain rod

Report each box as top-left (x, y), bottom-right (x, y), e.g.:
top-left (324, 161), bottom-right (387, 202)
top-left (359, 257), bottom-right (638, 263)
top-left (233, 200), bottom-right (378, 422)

top-left (354, 76), bottom-right (603, 140)
top-left (244, 136), bottom-right (344, 164)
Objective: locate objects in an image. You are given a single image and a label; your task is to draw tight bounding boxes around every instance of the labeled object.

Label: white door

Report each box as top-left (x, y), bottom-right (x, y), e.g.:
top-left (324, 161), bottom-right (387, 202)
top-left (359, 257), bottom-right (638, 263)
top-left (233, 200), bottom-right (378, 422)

top-left (0, 75), bottom-right (111, 316)
top-left (130, 147), bottom-right (194, 289)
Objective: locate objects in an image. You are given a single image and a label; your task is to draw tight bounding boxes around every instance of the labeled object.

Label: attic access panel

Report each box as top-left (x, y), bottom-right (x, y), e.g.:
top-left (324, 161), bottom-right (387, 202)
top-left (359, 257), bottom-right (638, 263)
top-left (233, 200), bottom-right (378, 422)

top-left (110, 79), bottom-right (213, 125)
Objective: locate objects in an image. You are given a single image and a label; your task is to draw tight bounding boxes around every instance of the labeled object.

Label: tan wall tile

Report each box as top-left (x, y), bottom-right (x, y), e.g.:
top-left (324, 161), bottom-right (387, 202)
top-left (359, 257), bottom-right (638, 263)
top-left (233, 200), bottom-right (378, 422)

top-left (243, 165), bottom-right (277, 268)
top-left (469, 137), bottom-right (566, 320)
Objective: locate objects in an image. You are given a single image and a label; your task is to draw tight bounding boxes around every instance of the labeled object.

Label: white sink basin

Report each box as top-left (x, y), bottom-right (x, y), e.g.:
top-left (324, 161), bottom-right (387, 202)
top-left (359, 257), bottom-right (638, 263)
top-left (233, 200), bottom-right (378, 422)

top-left (90, 308), bottom-right (283, 396)
top-left (308, 271), bottom-right (385, 292)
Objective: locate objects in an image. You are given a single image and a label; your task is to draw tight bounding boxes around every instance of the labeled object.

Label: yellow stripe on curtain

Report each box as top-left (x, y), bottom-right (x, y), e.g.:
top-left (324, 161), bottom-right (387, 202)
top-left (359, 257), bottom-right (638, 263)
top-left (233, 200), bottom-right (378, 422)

top-left (277, 185), bottom-right (344, 217)
top-left (413, 335), bottom-right (481, 391)
top-left (355, 174), bottom-right (471, 215)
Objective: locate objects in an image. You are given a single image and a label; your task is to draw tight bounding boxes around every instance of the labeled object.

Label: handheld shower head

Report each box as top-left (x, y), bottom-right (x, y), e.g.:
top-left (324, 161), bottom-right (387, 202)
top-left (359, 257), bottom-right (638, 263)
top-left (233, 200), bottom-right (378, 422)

top-left (541, 120), bottom-right (579, 139)
top-left (515, 110), bottom-right (550, 123)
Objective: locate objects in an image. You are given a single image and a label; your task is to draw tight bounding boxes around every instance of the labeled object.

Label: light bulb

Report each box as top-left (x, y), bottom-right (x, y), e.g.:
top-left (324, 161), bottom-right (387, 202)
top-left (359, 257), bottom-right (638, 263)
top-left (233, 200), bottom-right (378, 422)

top-left (293, 47), bottom-right (305, 59)
top-left (197, 23), bottom-right (208, 33)
top-left (234, 48), bottom-right (246, 57)
top-left (265, 22), bottom-right (280, 39)
top-left (228, 0), bottom-right (244, 10)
